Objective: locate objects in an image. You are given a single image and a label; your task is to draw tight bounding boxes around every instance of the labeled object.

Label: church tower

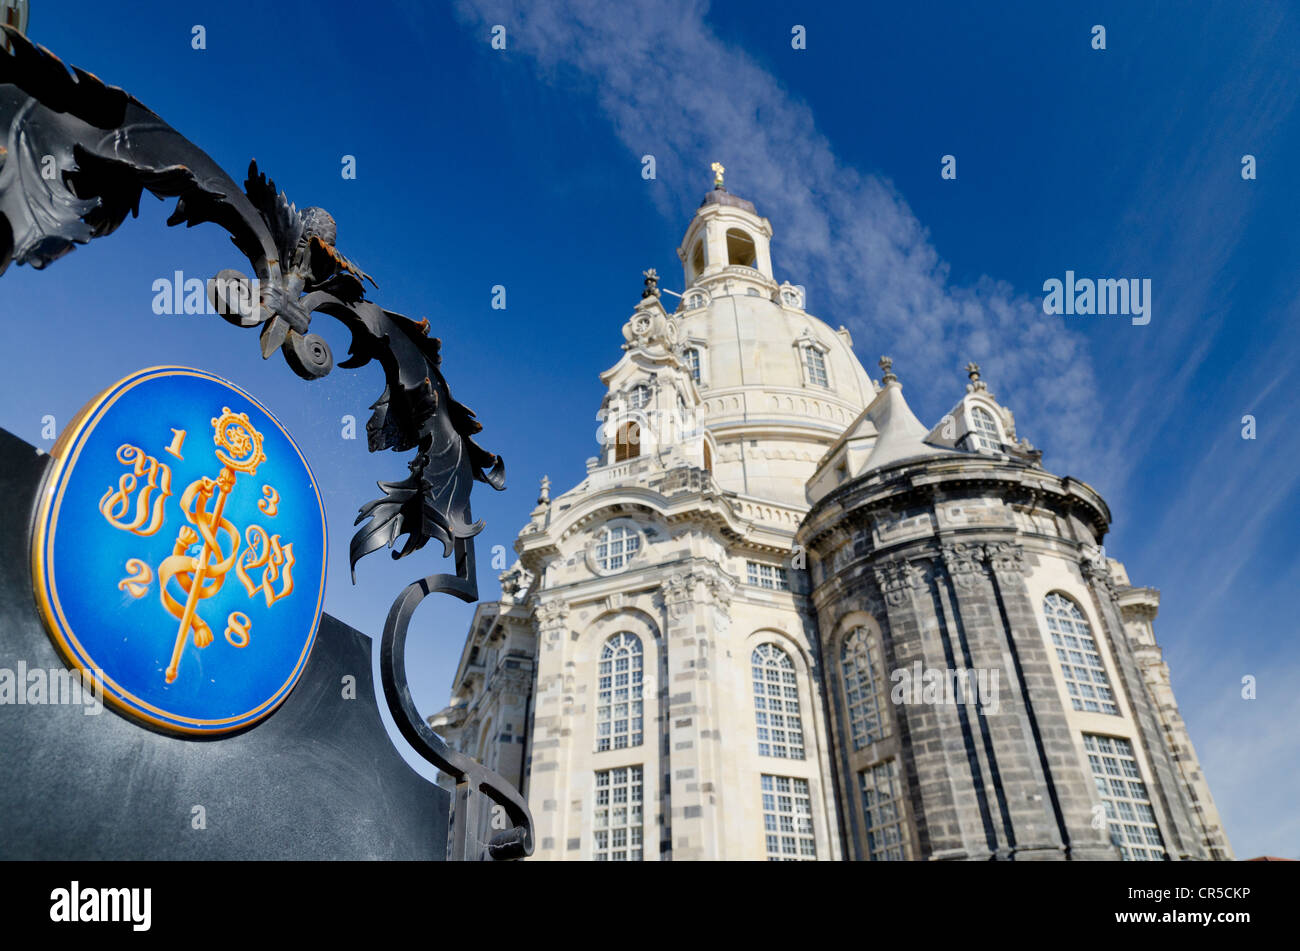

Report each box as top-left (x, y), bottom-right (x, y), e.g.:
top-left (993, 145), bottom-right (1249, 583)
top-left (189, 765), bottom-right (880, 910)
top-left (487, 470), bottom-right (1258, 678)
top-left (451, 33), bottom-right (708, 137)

top-left (434, 169), bottom-right (1232, 862)
top-left (798, 361), bottom-right (1233, 860)
top-left (672, 162), bottom-right (874, 507)
top-left (434, 169), bottom-right (875, 860)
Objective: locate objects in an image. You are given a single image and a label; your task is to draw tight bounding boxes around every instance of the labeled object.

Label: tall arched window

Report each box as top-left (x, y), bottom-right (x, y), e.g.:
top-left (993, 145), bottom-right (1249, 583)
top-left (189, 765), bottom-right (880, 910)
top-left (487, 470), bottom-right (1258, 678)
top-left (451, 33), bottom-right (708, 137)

top-left (969, 405), bottom-right (1002, 451)
top-left (752, 643), bottom-right (804, 759)
top-left (597, 632), bottom-right (644, 751)
top-left (1043, 592), bottom-right (1118, 715)
top-left (615, 421), bottom-right (640, 461)
top-left (841, 626), bottom-right (887, 750)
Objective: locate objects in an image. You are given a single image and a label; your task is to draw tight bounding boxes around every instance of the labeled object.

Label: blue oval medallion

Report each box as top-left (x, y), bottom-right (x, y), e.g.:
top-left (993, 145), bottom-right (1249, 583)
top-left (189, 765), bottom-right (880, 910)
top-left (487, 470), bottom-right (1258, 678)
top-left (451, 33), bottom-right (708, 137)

top-left (31, 366), bottom-right (327, 735)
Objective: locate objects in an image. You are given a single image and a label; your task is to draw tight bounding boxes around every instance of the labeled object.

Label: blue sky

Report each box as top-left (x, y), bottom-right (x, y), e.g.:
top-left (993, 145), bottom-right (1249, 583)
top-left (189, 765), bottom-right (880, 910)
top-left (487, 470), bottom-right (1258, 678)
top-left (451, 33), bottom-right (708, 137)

top-left (2, 0), bottom-right (1297, 858)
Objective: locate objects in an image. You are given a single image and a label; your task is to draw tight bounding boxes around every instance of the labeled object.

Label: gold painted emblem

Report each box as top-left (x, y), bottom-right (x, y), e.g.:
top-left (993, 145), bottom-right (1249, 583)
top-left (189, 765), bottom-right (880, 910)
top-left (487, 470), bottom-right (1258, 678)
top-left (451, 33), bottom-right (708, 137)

top-left (98, 407), bottom-right (296, 684)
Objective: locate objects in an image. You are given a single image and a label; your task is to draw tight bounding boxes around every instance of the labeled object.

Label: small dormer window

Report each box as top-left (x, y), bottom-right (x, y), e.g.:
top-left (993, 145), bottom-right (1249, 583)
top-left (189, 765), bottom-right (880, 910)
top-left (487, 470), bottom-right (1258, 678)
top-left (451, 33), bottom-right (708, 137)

top-left (802, 347), bottom-right (829, 388)
top-left (594, 524), bottom-right (641, 572)
top-left (684, 348), bottom-right (701, 383)
top-left (746, 287), bottom-right (760, 297)
top-left (629, 385), bottom-right (651, 410)
top-left (969, 405), bottom-right (1002, 452)
top-left (687, 291), bottom-right (706, 311)
top-left (780, 285), bottom-right (803, 309)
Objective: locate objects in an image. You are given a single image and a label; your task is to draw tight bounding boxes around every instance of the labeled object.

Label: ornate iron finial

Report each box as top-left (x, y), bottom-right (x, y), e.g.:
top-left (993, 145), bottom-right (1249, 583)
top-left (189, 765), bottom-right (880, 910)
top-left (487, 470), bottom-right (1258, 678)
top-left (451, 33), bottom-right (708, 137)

top-left (879, 355), bottom-right (897, 384)
top-left (538, 475), bottom-right (551, 505)
top-left (641, 267), bottom-right (660, 299)
top-left (711, 161), bottom-right (725, 189)
top-left (0, 27), bottom-right (532, 861)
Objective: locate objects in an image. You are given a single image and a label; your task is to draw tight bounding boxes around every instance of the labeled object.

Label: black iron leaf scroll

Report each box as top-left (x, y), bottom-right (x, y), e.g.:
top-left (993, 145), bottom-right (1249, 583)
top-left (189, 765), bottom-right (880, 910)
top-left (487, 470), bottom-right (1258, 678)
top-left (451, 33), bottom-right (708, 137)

top-left (0, 25), bottom-right (531, 861)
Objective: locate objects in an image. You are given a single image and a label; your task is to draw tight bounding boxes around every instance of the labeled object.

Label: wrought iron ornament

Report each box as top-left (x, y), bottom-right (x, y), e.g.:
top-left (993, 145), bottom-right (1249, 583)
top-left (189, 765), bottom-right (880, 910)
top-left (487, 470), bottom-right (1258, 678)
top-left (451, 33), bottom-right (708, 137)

top-left (0, 26), bottom-right (530, 860)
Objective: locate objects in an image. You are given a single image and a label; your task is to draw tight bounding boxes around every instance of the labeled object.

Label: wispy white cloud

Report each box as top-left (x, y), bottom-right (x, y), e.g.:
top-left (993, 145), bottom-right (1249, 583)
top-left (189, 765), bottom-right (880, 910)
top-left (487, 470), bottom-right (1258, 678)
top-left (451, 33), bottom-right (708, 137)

top-left (1133, 293), bottom-right (1300, 625)
top-left (449, 0), bottom-right (1300, 856)
top-left (1095, 3), bottom-right (1300, 508)
top-left (454, 0), bottom-right (1107, 474)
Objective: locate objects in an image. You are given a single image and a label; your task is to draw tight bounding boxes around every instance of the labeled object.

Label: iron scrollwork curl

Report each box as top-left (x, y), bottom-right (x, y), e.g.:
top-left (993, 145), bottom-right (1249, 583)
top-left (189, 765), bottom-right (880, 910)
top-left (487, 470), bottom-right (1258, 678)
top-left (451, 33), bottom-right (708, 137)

top-left (0, 25), bottom-right (530, 860)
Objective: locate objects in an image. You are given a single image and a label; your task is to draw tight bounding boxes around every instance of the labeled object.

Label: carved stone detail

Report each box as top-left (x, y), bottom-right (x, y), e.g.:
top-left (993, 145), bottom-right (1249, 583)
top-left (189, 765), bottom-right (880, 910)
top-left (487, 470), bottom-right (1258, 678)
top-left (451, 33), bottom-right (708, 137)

top-left (1079, 548), bottom-right (1117, 597)
top-left (941, 542), bottom-right (987, 590)
top-left (873, 558), bottom-right (926, 606)
top-left (535, 599), bottom-right (570, 640)
top-left (984, 541), bottom-right (1027, 576)
top-left (691, 569), bottom-right (733, 609)
top-left (662, 572), bottom-right (694, 618)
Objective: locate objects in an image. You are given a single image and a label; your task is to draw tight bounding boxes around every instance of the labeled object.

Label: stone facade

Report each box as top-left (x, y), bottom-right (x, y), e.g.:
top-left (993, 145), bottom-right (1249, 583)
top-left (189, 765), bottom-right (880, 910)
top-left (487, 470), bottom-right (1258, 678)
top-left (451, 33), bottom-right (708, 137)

top-left (432, 177), bottom-right (1231, 861)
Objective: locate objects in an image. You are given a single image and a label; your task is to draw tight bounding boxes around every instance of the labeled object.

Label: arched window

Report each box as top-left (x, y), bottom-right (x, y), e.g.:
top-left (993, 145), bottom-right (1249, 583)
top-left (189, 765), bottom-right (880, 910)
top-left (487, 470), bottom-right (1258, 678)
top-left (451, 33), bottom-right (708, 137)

top-left (628, 384), bottom-right (651, 409)
top-left (690, 242), bottom-right (705, 280)
top-left (615, 421), bottom-right (640, 461)
top-left (703, 441), bottom-right (712, 473)
top-left (1043, 592), bottom-right (1118, 715)
top-left (726, 228), bottom-right (757, 268)
top-left (597, 632), bottom-right (644, 751)
top-left (969, 405), bottom-right (1002, 451)
top-left (752, 643), bottom-right (804, 759)
top-left (594, 523), bottom-right (640, 572)
top-left (684, 348), bottom-right (701, 382)
top-left (686, 291), bottom-right (706, 310)
top-left (841, 626), bottom-right (887, 749)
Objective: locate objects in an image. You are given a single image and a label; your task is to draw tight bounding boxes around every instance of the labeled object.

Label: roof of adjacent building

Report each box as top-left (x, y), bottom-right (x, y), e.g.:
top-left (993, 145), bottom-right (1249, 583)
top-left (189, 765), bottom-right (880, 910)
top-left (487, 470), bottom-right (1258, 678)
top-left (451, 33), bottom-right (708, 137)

top-left (858, 379), bottom-right (963, 473)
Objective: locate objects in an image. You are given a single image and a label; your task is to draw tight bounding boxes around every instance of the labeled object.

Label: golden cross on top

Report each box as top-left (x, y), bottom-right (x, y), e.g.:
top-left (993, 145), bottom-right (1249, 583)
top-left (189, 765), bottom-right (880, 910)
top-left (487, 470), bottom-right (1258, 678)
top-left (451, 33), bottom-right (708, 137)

top-left (711, 162), bottom-right (725, 188)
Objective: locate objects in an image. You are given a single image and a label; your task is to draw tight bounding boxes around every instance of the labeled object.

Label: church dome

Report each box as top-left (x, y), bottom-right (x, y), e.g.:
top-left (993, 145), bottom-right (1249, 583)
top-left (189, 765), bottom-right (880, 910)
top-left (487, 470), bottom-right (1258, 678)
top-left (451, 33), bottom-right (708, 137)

top-left (671, 169), bottom-right (875, 508)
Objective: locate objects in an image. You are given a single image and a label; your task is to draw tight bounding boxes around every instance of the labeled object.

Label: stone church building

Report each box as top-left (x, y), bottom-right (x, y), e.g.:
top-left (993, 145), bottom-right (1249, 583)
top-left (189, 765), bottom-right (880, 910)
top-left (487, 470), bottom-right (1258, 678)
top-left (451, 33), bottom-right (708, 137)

top-left (431, 170), bottom-right (1232, 862)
